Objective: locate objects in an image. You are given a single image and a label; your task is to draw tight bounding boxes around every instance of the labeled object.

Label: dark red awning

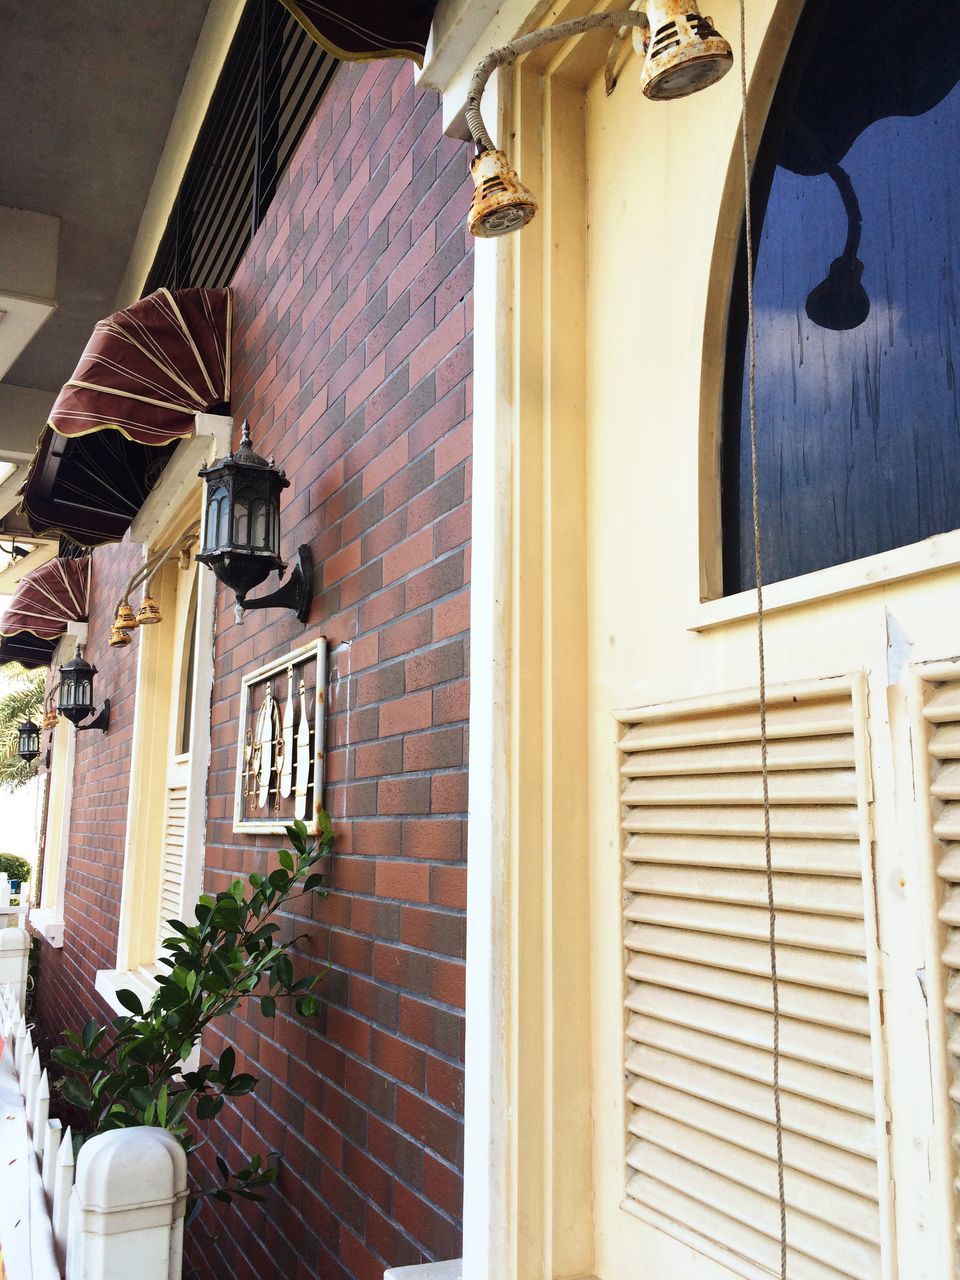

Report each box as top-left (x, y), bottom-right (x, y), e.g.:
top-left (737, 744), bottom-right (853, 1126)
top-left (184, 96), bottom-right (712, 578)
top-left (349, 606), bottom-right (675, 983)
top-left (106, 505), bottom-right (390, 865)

top-left (279, 1), bottom-right (438, 64)
top-left (0, 556), bottom-right (90, 642)
top-left (20, 288), bottom-right (231, 546)
top-left (0, 633), bottom-right (56, 670)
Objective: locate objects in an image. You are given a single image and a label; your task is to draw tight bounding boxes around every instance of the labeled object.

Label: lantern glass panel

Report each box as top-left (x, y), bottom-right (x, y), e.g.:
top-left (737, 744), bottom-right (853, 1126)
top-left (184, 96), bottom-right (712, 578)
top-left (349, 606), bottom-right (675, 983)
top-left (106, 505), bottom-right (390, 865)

top-left (77, 677), bottom-right (92, 707)
top-left (233, 496), bottom-right (250, 546)
top-left (205, 486), bottom-right (229, 551)
top-left (252, 500), bottom-right (267, 548)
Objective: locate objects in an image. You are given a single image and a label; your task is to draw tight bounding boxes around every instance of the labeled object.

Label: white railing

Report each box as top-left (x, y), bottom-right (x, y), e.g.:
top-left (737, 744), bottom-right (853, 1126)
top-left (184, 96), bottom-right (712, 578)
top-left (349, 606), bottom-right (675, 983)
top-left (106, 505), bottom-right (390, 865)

top-left (0, 931), bottom-right (187, 1280)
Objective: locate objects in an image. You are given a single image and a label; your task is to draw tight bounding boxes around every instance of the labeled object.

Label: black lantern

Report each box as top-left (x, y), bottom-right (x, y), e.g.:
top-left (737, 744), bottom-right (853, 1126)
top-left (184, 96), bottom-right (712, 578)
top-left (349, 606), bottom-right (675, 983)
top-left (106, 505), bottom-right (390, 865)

top-left (197, 420), bottom-right (313, 622)
top-left (16, 720), bottom-right (40, 763)
top-left (57, 653), bottom-right (110, 732)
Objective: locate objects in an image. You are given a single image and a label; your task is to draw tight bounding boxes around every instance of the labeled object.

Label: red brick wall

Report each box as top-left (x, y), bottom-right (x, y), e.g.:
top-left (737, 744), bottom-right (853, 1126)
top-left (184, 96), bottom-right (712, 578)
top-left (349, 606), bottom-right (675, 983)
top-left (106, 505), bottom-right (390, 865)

top-left (30, 51), bottom-right (472, 1280)
top-left (187, 57), bottom-right (472, 1280)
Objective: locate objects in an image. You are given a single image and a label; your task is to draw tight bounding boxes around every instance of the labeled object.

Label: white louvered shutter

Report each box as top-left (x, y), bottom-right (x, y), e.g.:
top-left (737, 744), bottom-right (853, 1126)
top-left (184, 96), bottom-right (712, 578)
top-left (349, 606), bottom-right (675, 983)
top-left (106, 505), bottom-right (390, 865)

top-left (157, 782), bottom-right (188, 951)
top-left (918, 669), bottom-right (960, 1252)
top-left (618, 682), bottom-right (888, 1280)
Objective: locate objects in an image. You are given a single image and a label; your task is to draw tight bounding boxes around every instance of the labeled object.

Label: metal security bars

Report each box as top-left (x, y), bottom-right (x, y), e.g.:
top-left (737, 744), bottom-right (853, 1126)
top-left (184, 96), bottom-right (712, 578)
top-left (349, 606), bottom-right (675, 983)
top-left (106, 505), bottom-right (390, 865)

top-left (144, 0), bottom-right (338, 294)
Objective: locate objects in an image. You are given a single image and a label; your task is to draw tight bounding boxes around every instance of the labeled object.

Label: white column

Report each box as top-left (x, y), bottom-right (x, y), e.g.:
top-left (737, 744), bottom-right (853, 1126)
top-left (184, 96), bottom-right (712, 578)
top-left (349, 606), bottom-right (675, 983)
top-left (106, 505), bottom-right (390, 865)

top-left (0, 927), bottom-right (31, 1012)
top-left (65, 1127), bottom-right (188, 1280)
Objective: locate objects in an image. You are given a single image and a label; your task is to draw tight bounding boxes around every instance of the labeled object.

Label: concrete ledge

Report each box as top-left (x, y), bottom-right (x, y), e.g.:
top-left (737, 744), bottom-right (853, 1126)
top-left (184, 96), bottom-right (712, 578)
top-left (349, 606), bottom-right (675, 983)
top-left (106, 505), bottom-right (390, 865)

top-left (385, 1262), bottom-right (462, 1280)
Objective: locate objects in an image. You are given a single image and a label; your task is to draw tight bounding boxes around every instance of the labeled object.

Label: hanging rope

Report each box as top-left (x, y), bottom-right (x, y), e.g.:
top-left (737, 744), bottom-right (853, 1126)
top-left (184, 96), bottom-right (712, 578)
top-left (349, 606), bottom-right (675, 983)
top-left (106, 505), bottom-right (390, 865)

top-left (737, 3), bottom-right (787, 1274)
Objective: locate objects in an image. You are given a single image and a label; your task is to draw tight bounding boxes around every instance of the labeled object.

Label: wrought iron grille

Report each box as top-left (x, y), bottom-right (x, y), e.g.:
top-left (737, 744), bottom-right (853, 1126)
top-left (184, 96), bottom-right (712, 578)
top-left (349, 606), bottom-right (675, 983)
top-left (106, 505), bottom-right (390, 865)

top-left (143, 0), bottom-right (338, 294)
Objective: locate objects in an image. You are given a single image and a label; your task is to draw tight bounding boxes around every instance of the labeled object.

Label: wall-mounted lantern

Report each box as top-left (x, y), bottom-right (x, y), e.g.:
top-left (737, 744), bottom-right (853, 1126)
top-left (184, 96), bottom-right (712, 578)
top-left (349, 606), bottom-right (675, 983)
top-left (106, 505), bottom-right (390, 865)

top-left (16, 720), bottom-right (41, 763)
top-left (197, 420), bottom-right (313, 623)
top-left (57, 652), bottom-right (110, 732)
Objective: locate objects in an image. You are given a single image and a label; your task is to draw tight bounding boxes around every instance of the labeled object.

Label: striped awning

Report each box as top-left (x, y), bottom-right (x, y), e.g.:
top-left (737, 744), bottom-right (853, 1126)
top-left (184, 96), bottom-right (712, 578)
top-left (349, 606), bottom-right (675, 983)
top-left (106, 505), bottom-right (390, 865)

top-left (279, 1), bottom-right (439, 64)
top-left (0, 632), bottom-right (56, 670)
top-left (0, 556), bottom-right (90, 643)
top-left (20, 287), bottom-right (231, 546)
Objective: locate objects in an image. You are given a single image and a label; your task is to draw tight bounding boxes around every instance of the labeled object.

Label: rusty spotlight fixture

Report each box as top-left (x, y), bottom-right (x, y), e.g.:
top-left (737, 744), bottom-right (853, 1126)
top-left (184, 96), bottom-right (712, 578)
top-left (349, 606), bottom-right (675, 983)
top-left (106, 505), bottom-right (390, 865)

top-left (197, 420), bottom-right (313, 623)
top-left (135, 593), bottom-right (162, 625)
top-left (465, 3), bottom-right (732, 237)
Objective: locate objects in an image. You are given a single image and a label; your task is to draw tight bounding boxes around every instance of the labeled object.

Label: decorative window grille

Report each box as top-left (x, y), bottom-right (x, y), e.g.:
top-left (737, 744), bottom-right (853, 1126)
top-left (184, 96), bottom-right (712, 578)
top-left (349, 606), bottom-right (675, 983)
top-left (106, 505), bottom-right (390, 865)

top-left (617, 681), bottom-right (888, 1278)
top-left (143, 0), bottom-right (338, 294)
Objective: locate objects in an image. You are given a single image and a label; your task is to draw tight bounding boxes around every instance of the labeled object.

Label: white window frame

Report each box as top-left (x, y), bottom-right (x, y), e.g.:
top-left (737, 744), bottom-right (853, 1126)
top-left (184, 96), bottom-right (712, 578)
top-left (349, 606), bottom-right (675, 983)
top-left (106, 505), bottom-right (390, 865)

top-left (96, 414), bottom-right (231, 1015)
top-left (29, 622), bottom-right (87, 948)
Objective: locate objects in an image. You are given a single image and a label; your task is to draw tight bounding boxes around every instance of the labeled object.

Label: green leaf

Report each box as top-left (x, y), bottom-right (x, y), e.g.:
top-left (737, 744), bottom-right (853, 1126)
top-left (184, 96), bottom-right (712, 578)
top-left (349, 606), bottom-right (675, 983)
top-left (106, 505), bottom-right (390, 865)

top-left (115, 988), bottom-right (144, 1017)
top-left (268, 868), bottom-right (288, 890)
top-left (296, 995), bottom-right (320, 1018)
top-left (51, 1047), bottom-right (85, 1068)
top-left (260, 995), bottom-right (276, 1018)
top-left (61, 1078), bottom-right (94, 1110)
top-left (278, 849), bottom-right (294, 873)
top-left (197, 1095), bottom-right (224, 1121)
top-left (165, 920), bottom-right (195, 939)
top-left (129, 1087), bottom-right (153, 1113)
top-left (218, 1047), bottom-right (236, 1081)
top-left (81, 1019), bottom-right (100, 1049)
top-left (225, 1073), bottom-right (257, 1096)
top-left (303, 874), bottom-right (326, 892)
top-left (274, 954), bottom-right (294, 989)
top-left (212, 1189), bottom-right (231, 1204)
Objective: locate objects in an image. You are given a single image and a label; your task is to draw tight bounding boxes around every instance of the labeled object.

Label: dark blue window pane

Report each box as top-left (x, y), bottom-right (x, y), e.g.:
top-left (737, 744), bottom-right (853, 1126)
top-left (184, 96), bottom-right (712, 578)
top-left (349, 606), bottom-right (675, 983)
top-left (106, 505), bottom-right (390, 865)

top-left (722, 0), bottom-right (960, 593)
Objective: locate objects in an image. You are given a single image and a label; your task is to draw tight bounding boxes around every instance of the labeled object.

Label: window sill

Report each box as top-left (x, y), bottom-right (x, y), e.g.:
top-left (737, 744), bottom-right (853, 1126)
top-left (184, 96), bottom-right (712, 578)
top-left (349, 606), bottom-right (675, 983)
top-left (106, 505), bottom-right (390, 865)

top-left (385, 1264), bottom-right (462, 1280)
top-left (27, 908), bottom-right (62, 948)
top-left (691, 528), bottom-right (960, 631)
top-left (95, 965), bottom-right (160, 1016)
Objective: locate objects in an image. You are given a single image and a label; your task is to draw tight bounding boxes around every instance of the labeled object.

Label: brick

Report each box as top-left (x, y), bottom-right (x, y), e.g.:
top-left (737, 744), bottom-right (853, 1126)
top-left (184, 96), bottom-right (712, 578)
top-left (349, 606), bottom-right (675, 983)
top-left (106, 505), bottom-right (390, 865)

top-left (375, 860), bottom-right (431, 904)
top-left (401, 818), bottom-right (464, 861)
top-left (382, 526), bottom-right (433, 585)
top-left (431, 772), bottom-right (469, 814)
top-left (404, 640), bottom-right (464, 693)
top-left (378, 610), bottom-right (432, 661)
top-left (395, 1089), bottom-right (463, 1166)
top-left (378, 691), bottom-right (433, 737)
top-left (402, 728), bottom-right (463, 773)
top-left (377, 777), bottom-right (432, 816)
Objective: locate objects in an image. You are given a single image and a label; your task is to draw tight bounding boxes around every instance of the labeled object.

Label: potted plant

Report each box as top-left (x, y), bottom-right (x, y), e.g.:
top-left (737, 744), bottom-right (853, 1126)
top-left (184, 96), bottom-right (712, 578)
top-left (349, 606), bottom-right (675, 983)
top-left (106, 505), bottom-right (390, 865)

top-left (52, 816), bottom-right (331, 1214)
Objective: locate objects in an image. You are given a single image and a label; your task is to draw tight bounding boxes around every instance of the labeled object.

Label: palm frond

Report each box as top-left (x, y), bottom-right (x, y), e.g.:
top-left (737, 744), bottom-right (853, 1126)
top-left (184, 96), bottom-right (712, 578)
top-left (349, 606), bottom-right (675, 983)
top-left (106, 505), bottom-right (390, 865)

top-left (0, 665), bottom-right (46, 790)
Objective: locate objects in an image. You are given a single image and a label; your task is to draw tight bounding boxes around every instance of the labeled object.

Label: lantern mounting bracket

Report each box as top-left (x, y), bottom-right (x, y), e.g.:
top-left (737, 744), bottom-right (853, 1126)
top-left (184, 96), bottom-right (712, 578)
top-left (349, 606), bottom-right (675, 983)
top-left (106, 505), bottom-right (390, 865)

top-left (74, 700), bottom-right (111, 733)
top-left (236, 546), bottom-right (313, 624)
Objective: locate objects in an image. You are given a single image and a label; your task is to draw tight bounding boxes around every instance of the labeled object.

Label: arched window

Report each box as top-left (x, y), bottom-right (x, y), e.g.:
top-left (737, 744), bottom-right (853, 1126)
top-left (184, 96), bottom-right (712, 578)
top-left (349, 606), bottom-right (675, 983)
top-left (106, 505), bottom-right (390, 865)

top-left (722, 0), bottom-right (960, 593)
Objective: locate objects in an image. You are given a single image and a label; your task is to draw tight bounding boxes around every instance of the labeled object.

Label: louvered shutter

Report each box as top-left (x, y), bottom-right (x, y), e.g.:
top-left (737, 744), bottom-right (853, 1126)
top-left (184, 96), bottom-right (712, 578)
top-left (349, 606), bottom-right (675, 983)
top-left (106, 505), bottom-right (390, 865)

top-left (157, 783), bottom-right (188, 950)
top-left (917, 668), bottom-right (960, 1254)
top-left (617, 681), bottom-right (888, 1279)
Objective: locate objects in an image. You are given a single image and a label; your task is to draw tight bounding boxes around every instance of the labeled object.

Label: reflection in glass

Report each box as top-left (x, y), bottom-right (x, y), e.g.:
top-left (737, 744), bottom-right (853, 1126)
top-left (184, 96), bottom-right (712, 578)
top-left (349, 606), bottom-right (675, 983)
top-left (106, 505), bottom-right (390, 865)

top-left (722, 0), bottom-right (960, 592)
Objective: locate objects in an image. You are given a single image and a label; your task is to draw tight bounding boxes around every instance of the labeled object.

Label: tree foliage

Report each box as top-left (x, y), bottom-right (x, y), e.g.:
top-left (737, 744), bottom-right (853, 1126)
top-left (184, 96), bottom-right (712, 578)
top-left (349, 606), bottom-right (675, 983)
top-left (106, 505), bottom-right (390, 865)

top-left (52, 816), bottom-right (332, 1213)
top-left (0, 664), bottom-right (45, 790)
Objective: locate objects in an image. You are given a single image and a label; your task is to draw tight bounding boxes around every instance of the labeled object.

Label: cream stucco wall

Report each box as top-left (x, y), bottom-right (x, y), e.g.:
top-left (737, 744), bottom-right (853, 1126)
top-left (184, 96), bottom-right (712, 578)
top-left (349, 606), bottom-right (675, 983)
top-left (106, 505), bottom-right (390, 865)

top-left (583, 1), bottom-right (955, 1275)
top-left (429, 0), bottom-right (960, 1276)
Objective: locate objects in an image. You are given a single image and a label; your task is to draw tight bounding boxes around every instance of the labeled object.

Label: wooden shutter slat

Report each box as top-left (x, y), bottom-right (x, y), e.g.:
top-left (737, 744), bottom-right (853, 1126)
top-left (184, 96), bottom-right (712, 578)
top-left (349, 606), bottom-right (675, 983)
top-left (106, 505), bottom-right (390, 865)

top-left (624, 865), bottom-right (864, 917)
top-left (624, 833), bottom-right (862, 877)
top-left (625, 986), bottom-right (873, 1077)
